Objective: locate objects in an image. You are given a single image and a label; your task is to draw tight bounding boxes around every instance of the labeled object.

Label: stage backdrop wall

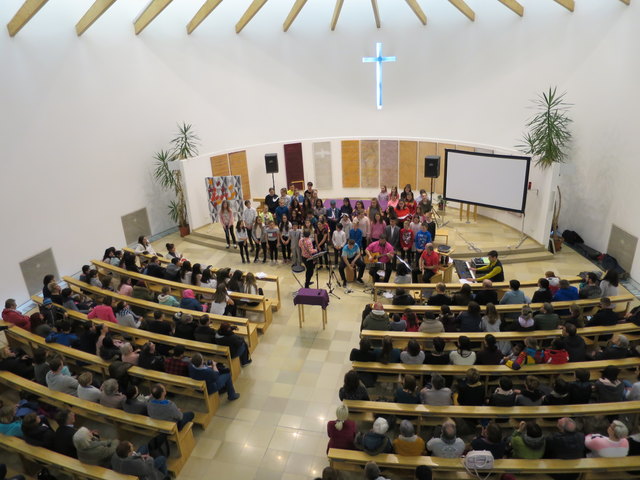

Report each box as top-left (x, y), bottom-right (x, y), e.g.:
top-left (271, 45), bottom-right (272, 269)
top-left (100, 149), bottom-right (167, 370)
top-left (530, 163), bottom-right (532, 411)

top-left (2, 0), bottom-right (639, 301)
top-left (180, 136), bottom-right (556, 246)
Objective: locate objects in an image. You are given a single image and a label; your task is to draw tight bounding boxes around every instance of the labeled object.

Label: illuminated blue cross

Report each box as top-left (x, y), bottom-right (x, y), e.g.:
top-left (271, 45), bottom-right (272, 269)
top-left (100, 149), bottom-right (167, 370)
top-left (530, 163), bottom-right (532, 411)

top-left (362, 42), bottom-right (396, 110)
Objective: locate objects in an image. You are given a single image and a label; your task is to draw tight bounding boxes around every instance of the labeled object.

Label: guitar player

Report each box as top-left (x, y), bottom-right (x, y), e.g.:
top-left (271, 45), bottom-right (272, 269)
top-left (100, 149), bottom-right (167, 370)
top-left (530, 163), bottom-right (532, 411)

top-left (365, 235), bottom-right (396, 283)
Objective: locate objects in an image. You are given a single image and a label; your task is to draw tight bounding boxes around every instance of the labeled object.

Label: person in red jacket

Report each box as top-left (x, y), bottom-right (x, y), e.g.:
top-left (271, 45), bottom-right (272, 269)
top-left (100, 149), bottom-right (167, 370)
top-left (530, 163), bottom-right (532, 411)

top-left (2, 299), bottom-right (31, 330)
top-left (87, 297), bottom-right (117, 323)
top-left (399, 220), bottom-right (415, 265)
top-left (326, 404), bottom-right (356, 453)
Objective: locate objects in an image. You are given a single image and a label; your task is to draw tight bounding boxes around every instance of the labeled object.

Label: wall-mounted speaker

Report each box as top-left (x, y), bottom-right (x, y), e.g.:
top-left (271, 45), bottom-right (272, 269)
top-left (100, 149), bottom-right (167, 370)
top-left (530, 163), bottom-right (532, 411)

top-left (265, 153), bottom-right (279, 174)
top-left (424, 155), bottom-right (440, 178)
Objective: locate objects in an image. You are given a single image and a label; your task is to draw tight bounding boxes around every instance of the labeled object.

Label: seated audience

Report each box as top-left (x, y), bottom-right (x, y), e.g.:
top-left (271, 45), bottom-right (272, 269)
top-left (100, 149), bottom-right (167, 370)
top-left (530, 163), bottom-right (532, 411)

top-left (394, 420), bottom-right (426, 455)
top-left (100, 378), bottom-right (126, 409)
top-left (594, 365), bottom-right (625, 403)
top-left (210, 285), bottom-right (236, 316)
top-left (500, 280), bottom-right (531, 307)
top-left (415, 465), bottom-right (433, 480)
top-left (424, 337), bottom-right (450, 365)
top-left (87, 297), bottom-right (117, 323)
top-left (72, 426), bottom-right (118, 467)
top-left (46, 356), bottom-right (79, 396)
top-left (97, 326), bottom-right (122, 361)
top-left (400, 340), bottom-right (425, 364)
top-left (545, 338), bottom-right (569, 364)
top-left (362, 303), bottom-right (390, 331)
top-left (394, 375), bottom-right (420, 404)
top-left (543, 378), bottom-right (571, 405)
top-left (473, 280), bottom-right (498, 306)
top-left (470, 422), bottom-right (506, 459)
top-left (326, 404), bottom-right (357, 453)
top-left (53, 409), bottom-right (78, 458)
top-left (215, 323), bottom-right (251, 366)
top-left (456, 368), bottom-right (485, 406)
top-left (2, 299), bottom-right (31, 330)
top-left (138, 342), bottom-right (165, 371)
top-left (420, 373), bottom-right (452, 406)
top-left (173, 313), bottom-right (195, 340)
top-left (77, 372), bottom-right (101, 402)
top-left (510, 420), bottom-right (545, 459)
top-left (0, 346), bottom-right (34, 379)
top-left (436, 305), bottom-right (456, 332)
top-left (476, 334), bottom-right (503, 365)
top-left (44, 320), bottom-right (78, 347)
top-left (456, 301), bottom-right (482, 332)
top-left (392, 288), bottom-right (415, 306)
top-left (364, 462), bottom-right (390, 480)
top-left (505, 337), bottom-right (545, 370)
top-left (356, 417), bottom-right (393, 455)
top-left (21, 413), bottom-right (54, 448)
top-left (193, 315), bottom-right (215, 343)
top-left (565, 303), bottom-right (586, 328)
top-left (164, 346), bottom-right (190, 377)
top-left (452, 284), bottom-right (473, 307)
top-left (569, 369), bottom-right (593, 404)
top-left (544, 417), bottom-right (585, 463)
top-left (158, 285), bottom-right (180, 306)
top-left (426, 419), bottom-right (465, 458)
top-left (534, 303), bottom-right (560, 330)
top-left (562, 323), bottom-right (587, 362)
top-left (123, 385), bottom-right (148, 416)
top-left (419, 313), bottom-right (444, 333)
top-left (403, 311), bottom-right (421, 332)
top-left (449, 336), bottom-right (476, 365)
top-left (188, 353), bottom-right (240, 401)
top-left (516, 376), bottom-right (545, 406)
top-left (599, 270), bottom-right (620, 298)
top-left (120, 342), bottom-right (140, 365)
top-left (587, 297), bottom-right (619, 327)
top-left (147, 383), bottom-right (195, 431)
top-left (339, 370), bottom-right (369, 401)
top-left (480, 303), bottom-right (505, 351)
top-left (580, 272), bottom-right (602, 299)
top-left (111, 440), bottom-right (168, 480)
top-left (553, 279), bottom-right (580, 302)
top-left (515, 305), bottom-right (535, 332)
top-left (373, 337), bottom-right (401, 364)
top-left (594, 334), bottom-right (630, 360)
top-left (0, 402), bottom-right (22, 437)
top-left (531, 278), bottom-right (553, 303)
top-left (585, 420), bottom-right (629, 457)
top-left (389, 314), bottom-right (407, 331)
top-left (114, 302), bottom-right (141, 328)
top-left (350, 338), bottom-right (376, 362)
top-left (427, 283), bottom-right (452, 306)
top-left (489, 377), bottom-right (517, 407)
top-left (180, 289), bottom-right (204, 312)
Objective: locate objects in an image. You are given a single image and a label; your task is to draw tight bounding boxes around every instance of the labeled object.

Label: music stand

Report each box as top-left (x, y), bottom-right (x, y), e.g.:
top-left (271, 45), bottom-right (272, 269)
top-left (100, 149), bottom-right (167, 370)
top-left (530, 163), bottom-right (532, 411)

top-left (310, 250), bottom-right (327, 289)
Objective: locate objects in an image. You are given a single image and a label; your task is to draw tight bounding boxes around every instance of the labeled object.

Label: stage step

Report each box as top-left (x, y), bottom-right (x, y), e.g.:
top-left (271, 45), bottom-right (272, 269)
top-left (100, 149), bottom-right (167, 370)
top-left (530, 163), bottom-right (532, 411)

top-left (497, 250), bottom-right (554, 264)
top-left (189, 230), bottom-right (227, 243)
top-left (183, 234), bottom-right (229, 252)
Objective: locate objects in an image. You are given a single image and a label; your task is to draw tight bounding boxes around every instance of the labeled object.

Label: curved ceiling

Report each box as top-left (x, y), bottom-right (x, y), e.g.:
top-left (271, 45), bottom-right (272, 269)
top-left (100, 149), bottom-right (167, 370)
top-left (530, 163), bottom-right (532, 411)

top-left (6, 0), bottom-right (630, 37)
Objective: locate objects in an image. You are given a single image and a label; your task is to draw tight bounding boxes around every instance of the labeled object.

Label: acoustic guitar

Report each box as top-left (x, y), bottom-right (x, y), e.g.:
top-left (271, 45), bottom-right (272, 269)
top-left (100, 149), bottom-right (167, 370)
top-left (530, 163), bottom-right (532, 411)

top-left (365, 250), bottom-right (393, 264)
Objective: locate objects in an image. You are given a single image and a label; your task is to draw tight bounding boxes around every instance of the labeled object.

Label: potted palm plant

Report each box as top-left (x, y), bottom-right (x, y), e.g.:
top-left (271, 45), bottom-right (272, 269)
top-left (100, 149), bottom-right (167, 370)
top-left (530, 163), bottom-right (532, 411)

top-left (520, 87), bottom-right (572, 252)
top-left (153, 123), bottom-right (200, 237)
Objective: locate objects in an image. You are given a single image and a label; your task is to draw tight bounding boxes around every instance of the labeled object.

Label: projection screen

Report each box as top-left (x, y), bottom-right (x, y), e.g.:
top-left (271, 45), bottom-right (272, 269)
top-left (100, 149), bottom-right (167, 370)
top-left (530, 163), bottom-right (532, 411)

top-left (444, 150), bottom-right (531, 213)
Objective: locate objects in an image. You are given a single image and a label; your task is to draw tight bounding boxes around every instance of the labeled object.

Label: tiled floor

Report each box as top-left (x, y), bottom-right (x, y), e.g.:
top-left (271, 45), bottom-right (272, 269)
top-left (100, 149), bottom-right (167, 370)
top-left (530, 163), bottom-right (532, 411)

top-left (153, 211), bottom-right (637, 480)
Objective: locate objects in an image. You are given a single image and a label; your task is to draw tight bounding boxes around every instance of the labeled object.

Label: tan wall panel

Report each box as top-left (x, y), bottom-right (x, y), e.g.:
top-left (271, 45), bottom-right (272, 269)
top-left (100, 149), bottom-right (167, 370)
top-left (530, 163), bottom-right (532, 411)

top-left (416, 141), bottom-right (438, 192)
top-left (229, 151), bottom-right (251, 200)
top-left (456, 145), bottom-right (475, 152)
top-left (435, 143), bottom-right (456, 195)
top-left (360, 140), bottom-right (380, 188)
top-left (210, 154), bottom-right (230, 177)
top-left (380, 140), bottom-right (399, 189)
top-left (398, 141), bottom-right (418, 190)
top-left (342, 140), bottom-right (360, 188)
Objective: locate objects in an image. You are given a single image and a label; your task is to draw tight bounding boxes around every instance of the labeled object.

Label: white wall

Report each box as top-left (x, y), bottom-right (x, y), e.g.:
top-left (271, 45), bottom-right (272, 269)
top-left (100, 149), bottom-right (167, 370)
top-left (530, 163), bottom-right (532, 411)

top-left (2, 0), bottom-right (639, 301)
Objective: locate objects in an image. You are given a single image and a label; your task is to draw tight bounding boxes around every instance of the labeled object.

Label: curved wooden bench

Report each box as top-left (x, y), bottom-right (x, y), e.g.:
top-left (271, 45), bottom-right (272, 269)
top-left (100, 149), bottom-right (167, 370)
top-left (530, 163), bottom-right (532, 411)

top-left (122, 246), bottom-right (282, 311)
top-left (63, 275), bottom-right (258, 352)
top-left (1, 322), bottom-right (219, 428)
top-left (31, 294), bottom-right (241, 382)
top-left (328, 448), bottom-right (640, 477)
top-left (91, 259), bottom-right (273, 332)
top-left (0, 433), bottom-right (136, 480)
top-left (373, 276), bottom-right (583, 302)
top-left (0, 372), bottom-right (193, 474)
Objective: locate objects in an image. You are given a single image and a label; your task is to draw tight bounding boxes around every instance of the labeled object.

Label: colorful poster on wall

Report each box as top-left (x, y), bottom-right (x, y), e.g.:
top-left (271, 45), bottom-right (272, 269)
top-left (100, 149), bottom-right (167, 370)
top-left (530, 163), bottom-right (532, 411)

top-left (206, 175), bottom-right (244, 223)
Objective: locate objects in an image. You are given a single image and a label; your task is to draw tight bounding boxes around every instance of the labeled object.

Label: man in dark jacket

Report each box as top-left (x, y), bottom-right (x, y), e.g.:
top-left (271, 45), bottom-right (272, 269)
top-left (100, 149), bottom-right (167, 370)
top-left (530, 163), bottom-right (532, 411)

top-left (53, 409), bottom-right (78, 458)
top-left (144, 257), bottom-right (165, 279)
top-left (473, 280), bottom-right (499, 306)
top-left (111, 440), bottom-right (167, 480)
top-left (561, 323), bottom-right (586, 362)
top-left (587, 297), bottom-right (619, 327)
top-left (427, 283), bottom-right (452, 306)
top-left (595, 334), bottom-right (630, 360)
top-left (544, 417), bottom-right (585, 480)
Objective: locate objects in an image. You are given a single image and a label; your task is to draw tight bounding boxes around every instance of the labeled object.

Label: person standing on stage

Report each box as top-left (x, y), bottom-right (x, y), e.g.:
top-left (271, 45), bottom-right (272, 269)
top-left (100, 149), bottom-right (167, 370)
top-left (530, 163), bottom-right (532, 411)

top-left (299, 230), bottom-right (318, 288)
top-left (365, 235), bottom-right (395, 283)
top-left (419, 244), bottom-right (440, 283)
top-left (471, 250), bottom-right (504, 282)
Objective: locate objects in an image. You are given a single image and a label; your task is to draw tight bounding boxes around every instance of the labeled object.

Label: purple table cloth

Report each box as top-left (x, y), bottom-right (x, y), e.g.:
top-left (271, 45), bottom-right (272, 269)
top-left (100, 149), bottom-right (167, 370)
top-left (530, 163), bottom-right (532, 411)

top-left (294, 288), bottom-right (330, 309)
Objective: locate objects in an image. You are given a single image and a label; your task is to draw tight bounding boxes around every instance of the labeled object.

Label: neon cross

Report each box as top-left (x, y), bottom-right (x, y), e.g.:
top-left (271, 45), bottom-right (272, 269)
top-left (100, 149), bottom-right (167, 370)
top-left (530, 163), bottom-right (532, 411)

top-left (362, 42), bottom-right (396, 110)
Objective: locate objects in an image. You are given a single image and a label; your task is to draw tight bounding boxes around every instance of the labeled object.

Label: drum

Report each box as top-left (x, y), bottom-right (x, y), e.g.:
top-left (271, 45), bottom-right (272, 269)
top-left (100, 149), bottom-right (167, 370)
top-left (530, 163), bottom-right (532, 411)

top-left (345, 264), bottom-right (355, 282)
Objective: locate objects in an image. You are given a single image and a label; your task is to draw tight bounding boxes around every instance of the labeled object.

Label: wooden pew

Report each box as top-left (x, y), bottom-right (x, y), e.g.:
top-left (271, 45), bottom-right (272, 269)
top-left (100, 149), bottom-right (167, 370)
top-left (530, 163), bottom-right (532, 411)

top-left (361, 321), bottom-right (640, 349)
top-left (63, 275), bottom-right (258, 353)
top-left (31, 294), bottom-right (242, 382)
top-left (0, 323), bottom-right (219, 428)
top-left (0, 433), bottom-right (136, 480)
top-left (0, 371), bottom-right (193, 474)
top-left (328, 448), bottom-right (640, 478)
top-left (90, 259), bottom-right (273, 332)
top-left (342, 399), bottom-right (640, 430)
top-left (352, 357), bottom-right (640, 389)
top-left (122, 246), bottom-right (282, 311)
top-left (373, 276), bottom-right (584, 302)
top-left (372, 294), bottom-right (635, 316)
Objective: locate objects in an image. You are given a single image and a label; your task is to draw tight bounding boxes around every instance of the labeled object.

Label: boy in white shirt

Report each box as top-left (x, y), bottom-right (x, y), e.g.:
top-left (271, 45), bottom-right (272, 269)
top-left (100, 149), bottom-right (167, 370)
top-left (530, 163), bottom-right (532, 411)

top-left (332, 223), bottom-right (347, 267)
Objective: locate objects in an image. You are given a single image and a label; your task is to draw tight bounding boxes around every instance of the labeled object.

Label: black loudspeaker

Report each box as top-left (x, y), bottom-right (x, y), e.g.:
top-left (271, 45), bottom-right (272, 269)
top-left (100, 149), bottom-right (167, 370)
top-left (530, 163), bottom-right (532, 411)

top-left (424, 155), bottom-right (440, 178)
top-left (265, 153), bottom-right (279, 174)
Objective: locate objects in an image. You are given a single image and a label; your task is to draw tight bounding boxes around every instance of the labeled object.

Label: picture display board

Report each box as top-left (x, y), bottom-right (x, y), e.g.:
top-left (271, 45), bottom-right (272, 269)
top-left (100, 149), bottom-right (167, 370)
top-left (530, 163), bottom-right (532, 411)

top-left (206, 175), bottom-right (244, 223)
top-left (444, 149), bottom-right (531, 213)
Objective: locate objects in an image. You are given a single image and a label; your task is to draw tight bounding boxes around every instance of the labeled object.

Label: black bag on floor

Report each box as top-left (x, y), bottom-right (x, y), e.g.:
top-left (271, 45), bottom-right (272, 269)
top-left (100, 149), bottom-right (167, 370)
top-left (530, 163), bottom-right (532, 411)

top-left (148, 432), bottom-right (171, 458)
top-left (562, 230), bottom-right (584, 245)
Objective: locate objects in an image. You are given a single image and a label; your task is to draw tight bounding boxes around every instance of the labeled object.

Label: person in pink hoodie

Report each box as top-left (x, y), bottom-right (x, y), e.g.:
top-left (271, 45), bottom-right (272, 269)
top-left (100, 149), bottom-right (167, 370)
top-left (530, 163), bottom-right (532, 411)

top-left (2, 299), bottom-right (31, 330)
top-left (87, 297), bottom-right (117, 323)
top-left (585, 420), bottom-right (629, 457)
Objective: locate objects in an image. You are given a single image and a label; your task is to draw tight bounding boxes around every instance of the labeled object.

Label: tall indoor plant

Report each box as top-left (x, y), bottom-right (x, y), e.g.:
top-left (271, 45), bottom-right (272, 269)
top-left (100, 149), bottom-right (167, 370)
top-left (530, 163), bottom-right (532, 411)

top-left (153, 122), bottom-right (200, 237)
top-left (519, 87), bottom-right (573, 251)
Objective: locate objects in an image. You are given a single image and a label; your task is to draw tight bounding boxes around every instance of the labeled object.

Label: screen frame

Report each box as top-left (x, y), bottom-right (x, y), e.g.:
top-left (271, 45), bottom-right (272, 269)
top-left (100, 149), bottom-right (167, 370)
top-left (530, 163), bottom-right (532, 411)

top-left (443, 149), bottom-right (531, 214)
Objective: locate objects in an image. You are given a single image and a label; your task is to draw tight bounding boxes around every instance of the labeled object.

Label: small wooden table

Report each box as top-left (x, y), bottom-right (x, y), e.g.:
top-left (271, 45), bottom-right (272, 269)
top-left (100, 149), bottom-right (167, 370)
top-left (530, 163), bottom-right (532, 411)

top-left (434, 228), bottom-right (449, 244)
top-left (293, 288), bottom-right (329, 330)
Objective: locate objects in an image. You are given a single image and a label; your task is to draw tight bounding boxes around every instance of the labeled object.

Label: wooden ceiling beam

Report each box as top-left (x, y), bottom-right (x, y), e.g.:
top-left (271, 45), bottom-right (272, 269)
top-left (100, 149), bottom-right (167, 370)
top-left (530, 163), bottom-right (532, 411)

top-left (134, 0), bottom-right (173, 35)
top-left (330, 0), bottom-right (344, 31)
top-left (6, 0), bottom-right (49, 37)
top-left (235, 0), bottom-right (269, 34)
top-left (448, 0), bottom-right (475, 21)
top-left (404, 0), bottom-right (427, 25)
top-left (371, 0), bottom-right (381, 28)
top-left (75, 0), bottom-right (117, 36)
top-left (553, 0), bottom-right (575, 11)
top-left (187, 0), bottom-right (223, 34)
top-left (283, 0), bottom-right (308, 32)
top-left (497, 0), bottom-right (524, 16)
